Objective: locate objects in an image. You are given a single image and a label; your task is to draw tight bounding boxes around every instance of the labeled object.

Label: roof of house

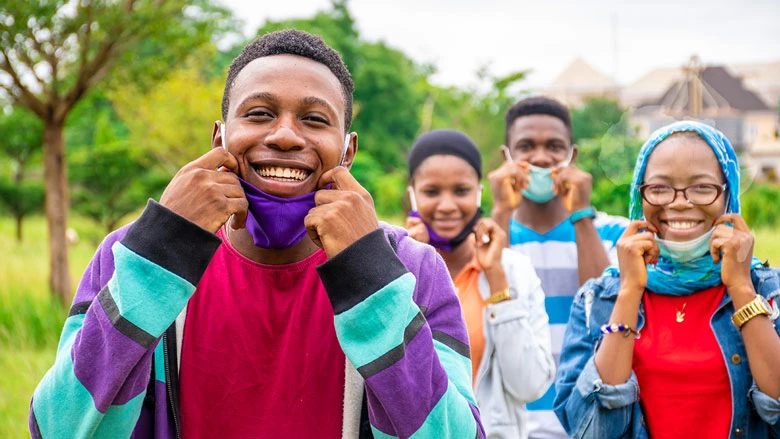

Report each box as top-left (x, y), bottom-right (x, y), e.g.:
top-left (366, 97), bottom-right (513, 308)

top-left (549, 57), bottom-right (617, 90)
top-left (643, 66), bottom-right (770, 113)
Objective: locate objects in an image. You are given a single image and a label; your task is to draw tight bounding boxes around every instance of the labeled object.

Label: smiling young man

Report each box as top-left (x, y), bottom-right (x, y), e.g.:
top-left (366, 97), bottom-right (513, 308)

top-left (488, 97), bottom-right (628, 439)
top-left (29, 30), bottom-right (484, 439)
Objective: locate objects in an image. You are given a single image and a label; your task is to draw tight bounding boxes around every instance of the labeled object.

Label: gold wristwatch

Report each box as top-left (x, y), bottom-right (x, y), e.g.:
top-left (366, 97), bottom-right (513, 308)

top-left (486, 288), bottom-right (511, 304)
top-left (732, 296), bottom-right (774, 330)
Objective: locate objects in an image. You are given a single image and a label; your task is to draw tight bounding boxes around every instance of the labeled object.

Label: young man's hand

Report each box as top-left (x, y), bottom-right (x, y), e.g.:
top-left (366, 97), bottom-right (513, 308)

top-left (487, 160), bottom-right (529, 215)
top-left (552, 164), bottom-right (593, 213)
top-left (159, 148), bottom-right (247, 233)
top-left (306, 167), bottom-right (380, 257)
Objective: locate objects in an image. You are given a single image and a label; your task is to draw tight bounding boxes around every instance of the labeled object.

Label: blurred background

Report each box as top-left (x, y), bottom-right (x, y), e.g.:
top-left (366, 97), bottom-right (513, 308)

top-left (1, 1), bottom-right (778, 436)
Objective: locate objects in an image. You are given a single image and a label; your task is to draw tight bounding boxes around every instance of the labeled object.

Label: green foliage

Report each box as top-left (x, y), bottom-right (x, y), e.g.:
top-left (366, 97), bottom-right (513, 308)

top-left (570, 97), bottom-right (630, 144)
top-left (0, 107), bottom-right (44, 239)
top-left (256, 1), bottom-right (427, 173)
top-left (109, 52), bottom-right (226, 174)
top-left (576, 135), bottom-right (644, 217)
top-left (69, 113), bottom-right (167, 233)
top-left (741, 183), bottom-right (780, 229)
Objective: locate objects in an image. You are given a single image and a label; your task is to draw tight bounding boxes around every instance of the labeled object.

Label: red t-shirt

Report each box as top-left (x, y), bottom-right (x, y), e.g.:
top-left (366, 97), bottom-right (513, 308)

top-left (179, 231), bottom-right (345, 438)
top-left (633, 285), bottom-right (731, 439)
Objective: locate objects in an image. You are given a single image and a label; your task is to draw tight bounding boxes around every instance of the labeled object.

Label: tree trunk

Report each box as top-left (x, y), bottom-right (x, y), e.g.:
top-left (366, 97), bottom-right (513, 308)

top-left (43, 119), bottom-right (71, 305)
top-left (16, 214), bottom-right (23, 242)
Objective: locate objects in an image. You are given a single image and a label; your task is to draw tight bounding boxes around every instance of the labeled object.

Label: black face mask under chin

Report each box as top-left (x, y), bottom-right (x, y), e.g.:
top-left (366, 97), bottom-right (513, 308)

top-left (415, 208), bottom-right (483, 252)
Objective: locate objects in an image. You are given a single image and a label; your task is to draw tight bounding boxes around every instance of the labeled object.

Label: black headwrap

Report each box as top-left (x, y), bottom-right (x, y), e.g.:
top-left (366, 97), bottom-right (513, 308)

top-left (408, 129), bottom-right (482, 179)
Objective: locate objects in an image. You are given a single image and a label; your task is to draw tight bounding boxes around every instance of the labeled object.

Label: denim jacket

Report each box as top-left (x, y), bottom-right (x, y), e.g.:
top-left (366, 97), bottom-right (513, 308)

top-left (553, 266), bottom-right (780, 439)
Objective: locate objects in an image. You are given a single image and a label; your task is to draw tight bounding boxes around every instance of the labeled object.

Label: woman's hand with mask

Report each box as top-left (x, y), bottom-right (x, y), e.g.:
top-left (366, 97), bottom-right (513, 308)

top-left (160, 148), bottom-right (247, 233)
top-left (305, 167), bottom-right (380, 258)
top-left (552, 164), bottom-right (593, 213)
top-left (711, 214), bottom-right (756, 297)
top-left (616, 220), bottom-right (660, 297)
top-left (474, 218), bottom-right (509, 294)
top-left (405, 215), bottom-right (430, 244)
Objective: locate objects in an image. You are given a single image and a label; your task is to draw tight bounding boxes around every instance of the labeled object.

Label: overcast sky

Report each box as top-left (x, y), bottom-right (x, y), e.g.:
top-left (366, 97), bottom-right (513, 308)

top-left (217, 0), bottom-right (780, 90)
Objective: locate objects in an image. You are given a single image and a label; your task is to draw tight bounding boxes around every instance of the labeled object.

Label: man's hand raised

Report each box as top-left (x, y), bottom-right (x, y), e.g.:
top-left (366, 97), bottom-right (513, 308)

top-left (305, 167), bottom-right (380, 258)
top-left (159, 148), bottom-right (247, 233)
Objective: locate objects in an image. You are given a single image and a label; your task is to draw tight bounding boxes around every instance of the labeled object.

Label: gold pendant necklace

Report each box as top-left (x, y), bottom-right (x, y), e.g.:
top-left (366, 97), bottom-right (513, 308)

top-left (676, 303), bottom-right (687, 323)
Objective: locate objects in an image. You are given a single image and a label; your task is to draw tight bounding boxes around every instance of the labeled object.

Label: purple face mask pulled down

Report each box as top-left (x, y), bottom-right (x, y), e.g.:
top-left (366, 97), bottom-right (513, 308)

top-left (239, 177), bottom-right (317, 249)
top-left (408, 209), bottom-right (483, 252)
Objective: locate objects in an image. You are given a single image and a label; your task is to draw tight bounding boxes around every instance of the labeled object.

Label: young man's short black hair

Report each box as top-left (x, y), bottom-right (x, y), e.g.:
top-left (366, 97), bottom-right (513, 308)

top-left (221, 29), bottom-right (354, 131)
top-left (504, 96), bottom-right (573, 144)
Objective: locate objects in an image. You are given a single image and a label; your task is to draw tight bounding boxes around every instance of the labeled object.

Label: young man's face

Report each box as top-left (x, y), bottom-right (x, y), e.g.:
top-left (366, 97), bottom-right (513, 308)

top-left (505, 114), bottom-right (573, 168)
top-left (217, 54), bottom-right (355, 198)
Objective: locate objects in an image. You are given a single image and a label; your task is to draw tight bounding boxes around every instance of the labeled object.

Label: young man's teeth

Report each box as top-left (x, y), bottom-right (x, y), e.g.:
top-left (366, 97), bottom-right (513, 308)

top-left (259, 166), bottom-right (306, 181)
top-left (668, 221), bottom-right (697, 230)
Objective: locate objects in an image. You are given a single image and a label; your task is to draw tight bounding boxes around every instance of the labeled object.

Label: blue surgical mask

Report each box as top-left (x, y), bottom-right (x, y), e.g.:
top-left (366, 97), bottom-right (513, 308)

top-left (655, 227), bottom-right (714, 263)
top-left (522, 165), bottom-right (555, 203)
top-left (520, 147), bottom-right (573, 204)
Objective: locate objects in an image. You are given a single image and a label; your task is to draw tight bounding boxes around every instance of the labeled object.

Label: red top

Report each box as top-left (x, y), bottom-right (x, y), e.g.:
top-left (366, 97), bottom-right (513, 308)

top-left (633, 285), bottom-right (731, 439)
top-left (179, 231), bottom-right (345, 438)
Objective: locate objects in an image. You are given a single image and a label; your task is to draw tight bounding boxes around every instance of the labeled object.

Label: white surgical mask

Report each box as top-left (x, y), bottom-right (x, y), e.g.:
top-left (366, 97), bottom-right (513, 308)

top-left (656, 227), bottom-right (714, 263)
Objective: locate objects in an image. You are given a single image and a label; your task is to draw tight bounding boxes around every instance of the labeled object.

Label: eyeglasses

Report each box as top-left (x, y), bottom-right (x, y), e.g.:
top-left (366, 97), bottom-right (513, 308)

top-left (639, 183), bottom-right (727, 206)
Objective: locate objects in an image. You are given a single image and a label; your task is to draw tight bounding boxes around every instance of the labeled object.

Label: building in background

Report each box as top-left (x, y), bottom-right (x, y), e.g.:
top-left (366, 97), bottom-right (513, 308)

top-left (544, 56), bottom-right (780, 182)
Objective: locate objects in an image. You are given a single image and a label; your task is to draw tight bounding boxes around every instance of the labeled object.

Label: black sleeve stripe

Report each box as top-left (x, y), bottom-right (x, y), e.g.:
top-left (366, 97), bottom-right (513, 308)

top-left (432, 330), bottom-right (471, 359)
top-left (121, 200), bottom-right (222, 287)
top-left (97, 287), bottom-right (157, 348)
top-left (68, 301), bottom-right (91, 317)
top-left (317, 229), bottom-right (410, 315)
top-left (356, 311), bottom-right (426, 378)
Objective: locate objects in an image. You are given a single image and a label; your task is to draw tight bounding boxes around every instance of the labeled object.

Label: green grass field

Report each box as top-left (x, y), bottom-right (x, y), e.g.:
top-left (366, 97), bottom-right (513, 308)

top-left (0, 215), bottom-right (778, 437)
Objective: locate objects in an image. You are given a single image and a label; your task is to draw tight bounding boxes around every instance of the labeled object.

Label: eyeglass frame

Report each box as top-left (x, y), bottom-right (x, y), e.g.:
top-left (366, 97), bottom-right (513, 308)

top-left (638, 183), bottom-right (728, 206)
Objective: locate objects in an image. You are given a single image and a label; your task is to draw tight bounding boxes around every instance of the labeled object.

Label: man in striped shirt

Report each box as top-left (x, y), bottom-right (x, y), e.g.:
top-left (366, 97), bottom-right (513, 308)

top-left (489, 96), bottom-right (628, 439)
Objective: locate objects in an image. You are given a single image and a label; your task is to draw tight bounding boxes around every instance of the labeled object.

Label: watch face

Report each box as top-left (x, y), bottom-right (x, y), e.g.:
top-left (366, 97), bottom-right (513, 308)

top-left (762, 295), bottom-right (780, 321)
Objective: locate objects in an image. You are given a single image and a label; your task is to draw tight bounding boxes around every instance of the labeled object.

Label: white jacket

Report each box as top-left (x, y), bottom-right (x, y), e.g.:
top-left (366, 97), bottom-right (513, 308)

top-left (473, 248), bottom-right (556, 439)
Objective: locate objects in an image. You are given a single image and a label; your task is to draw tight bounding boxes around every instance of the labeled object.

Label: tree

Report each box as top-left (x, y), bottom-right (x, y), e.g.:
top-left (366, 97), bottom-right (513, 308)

top-left (570, 97), bottom-right (629, 144)
top-left (0, 107), bottom-right (44, 242)
top-left (0, 0), bottom-right (229, 303)
top-left (70, 111), bottom-right (167, 234)
top-left (109, 53), bottom-right (226, 174)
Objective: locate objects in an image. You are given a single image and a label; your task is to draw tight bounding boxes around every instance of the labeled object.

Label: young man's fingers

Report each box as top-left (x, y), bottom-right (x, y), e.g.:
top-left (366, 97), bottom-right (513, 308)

top-left (194, 147), bottom-right (239, 173)
top-left (318, 166), bottom-right (363, 192)
top-left (228, 198), bottom-right (248, 230)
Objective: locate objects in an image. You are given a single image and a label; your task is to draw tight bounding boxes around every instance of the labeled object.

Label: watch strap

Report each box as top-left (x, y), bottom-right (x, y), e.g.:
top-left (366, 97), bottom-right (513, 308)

top-left (570, 206), bottom-right (596, 224)
top-left (486, 288), bottom-right (511, 304)
top-left (732, 296), bottom-right (772, 329)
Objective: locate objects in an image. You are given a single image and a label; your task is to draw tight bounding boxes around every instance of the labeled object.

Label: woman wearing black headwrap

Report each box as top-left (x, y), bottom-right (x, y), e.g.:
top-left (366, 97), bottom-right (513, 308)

top-left (406, 129), bottom-right (555, 439)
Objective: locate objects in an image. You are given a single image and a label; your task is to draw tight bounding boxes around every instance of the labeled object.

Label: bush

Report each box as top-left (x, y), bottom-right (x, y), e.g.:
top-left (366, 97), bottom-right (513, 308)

top-left (741, 183), bottom-right (780, 229)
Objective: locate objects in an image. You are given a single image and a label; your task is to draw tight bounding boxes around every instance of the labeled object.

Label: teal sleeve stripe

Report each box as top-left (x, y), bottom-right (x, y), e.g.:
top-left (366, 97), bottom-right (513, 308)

top-left (91, 393), bottom-right (145, 438)
top-left (371, 427), bottom-right (399, 439)
top-left (33, 315), bottom-right (145, 438)
top-left (154, 342), bottom-right (166, 384)
top-left (333, 272), bottom-right (418, 369)
top-left (110, 242), bottom-right (196, 338)
top-left (433, 339), bottom-right (477, 407)
top-left (410, 383), bottom-right (478, 439)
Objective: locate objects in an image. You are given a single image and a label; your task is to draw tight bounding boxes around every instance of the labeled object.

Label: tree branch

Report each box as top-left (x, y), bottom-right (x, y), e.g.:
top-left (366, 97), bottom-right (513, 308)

top-left (0, 48), bottom-right (47, 118)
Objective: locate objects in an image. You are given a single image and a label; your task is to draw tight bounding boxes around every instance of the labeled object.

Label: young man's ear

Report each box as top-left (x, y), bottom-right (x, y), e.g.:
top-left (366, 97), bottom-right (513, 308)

top-left (570, 145), bottom-right (579, 163)
top-left (341, 132), bottom-right (359, 169)
top-left (211, 121), bottom-right (225, 150)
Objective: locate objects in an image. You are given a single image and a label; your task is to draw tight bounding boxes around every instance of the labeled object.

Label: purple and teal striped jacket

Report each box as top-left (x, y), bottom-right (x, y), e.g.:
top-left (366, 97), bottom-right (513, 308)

top-left (29, 200), bottom-right (485, 438)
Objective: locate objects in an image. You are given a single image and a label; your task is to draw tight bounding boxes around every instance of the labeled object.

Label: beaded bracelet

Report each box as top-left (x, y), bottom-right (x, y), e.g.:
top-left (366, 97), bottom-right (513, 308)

top-left (600, 323), bottom-right (641, 340)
